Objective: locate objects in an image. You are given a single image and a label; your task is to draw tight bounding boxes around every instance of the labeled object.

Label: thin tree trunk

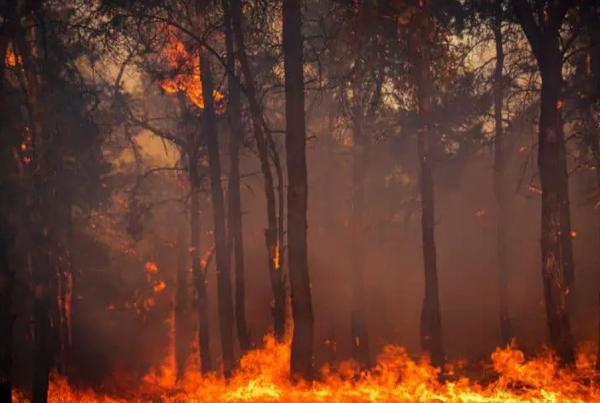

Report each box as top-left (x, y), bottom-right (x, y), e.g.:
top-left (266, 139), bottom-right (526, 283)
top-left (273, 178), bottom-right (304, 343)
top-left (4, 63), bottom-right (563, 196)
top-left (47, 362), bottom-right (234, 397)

top-left (189, 152), bottom-right (212, 374)
top-left (229, 0), bottom-right (286, 341)
top-left (200, 53), bottom-right (235, 378)
top-left (492, 5), bottom-right (511, 346)
top-left (32, 247), bottom-right (51, 403)
top-left (0, 5), bottom-right (16, 399)
top-left (222, 0), bottom-right (250, 353)
top-left (282, 0), bottom-right (314, 380)
top-left (0, 229), bottom-right (14, 403)
top-left (350, 111), bottom-right (370, 367)
top-left (410, 0), bottom-right (444, 368)
top-left (175, 226), bottom-right (191, 379)
top-left (538, 39), bottom-right (575, 364)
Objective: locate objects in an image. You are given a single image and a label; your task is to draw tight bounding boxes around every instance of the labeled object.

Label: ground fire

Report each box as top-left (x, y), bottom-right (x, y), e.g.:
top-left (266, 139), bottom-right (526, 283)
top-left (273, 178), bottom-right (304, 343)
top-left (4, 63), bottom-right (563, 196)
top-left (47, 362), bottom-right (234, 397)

top-left (2, 0), bottom-right (600, 402)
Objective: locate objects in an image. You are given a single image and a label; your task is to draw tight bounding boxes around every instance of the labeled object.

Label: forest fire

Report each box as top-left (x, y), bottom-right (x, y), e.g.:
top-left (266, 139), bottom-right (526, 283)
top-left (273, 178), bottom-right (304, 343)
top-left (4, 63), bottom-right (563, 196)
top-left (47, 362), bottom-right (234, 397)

top-left (2, 0), bottom-right (600, 402)
top-left (11, 336), bottom-right (600, 402)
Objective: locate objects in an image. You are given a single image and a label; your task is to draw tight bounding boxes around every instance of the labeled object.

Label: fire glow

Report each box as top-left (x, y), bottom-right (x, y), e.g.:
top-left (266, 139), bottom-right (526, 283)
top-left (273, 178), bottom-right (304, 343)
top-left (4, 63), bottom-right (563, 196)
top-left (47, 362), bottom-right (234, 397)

top-left (11, 334), bottom-right (600, 402)
top-left (159, 29), bottom-right (224, 111)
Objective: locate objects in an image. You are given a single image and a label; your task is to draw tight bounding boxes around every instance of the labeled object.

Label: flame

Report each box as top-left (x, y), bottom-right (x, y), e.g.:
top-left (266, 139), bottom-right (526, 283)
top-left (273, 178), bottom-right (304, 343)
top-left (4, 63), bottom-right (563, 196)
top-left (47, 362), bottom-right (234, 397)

top-left (5, 48), bottom-right (20, 67)
top-left (273, 242), bottom-right (281, 270)
top-left (12, 338), bottom-right (600, 402)
top-left (159, 30), bottom-right (224, 111)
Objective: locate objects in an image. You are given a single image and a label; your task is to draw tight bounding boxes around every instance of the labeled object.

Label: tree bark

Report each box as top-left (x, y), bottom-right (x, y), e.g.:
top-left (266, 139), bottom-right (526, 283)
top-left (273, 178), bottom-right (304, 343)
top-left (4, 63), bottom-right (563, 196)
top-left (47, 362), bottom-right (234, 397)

top-left (222, 0), bottom-right (250, 353)
top-left (175, 226), bottom-right (191, 379)
top-left (410, 0), bottom-right (444, 368)
top-left (0, 229), bottom-right (13, 403)
top-left (229, 0), bottom-right (287, 341)
top-left (282, 0), bottom-right (314, 380)
top-left (189, 149), bottom-right (212, 374)
top-left (350, 111), bottom-right (371, 367)
top-left (15, 12), bottom-right (54, 401)
top-left (511, 0), bottom-right (575, 364)
top-left (0, 4), bottom-right (17, 399)
top-left (538, 40), bottom-right (575, 365)
top-left (200, 53), bottom-right (235, 377)
top-left (492, 3), bottom-right (512, 346)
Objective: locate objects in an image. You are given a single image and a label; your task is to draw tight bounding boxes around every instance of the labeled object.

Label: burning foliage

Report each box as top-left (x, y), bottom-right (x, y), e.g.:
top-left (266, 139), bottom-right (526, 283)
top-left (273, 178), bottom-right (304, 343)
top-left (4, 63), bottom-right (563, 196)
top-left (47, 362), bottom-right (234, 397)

top-left (158, 29), bottom-right (225, 112)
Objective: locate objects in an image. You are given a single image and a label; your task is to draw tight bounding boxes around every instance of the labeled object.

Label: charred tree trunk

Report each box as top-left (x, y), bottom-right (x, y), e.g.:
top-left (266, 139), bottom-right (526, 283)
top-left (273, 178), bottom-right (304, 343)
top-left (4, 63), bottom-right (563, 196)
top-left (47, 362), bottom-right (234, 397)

top-left (230, 0), bottom-right (286, 341)
top-left (282, 0), bottom-right (314, 380)
top-left (0, 5), bottom-right (16, 400)
top-left (0, 228), bottom-right (13, 403)
top-left (200, 53), bottom-right (235, 377)
top-left (492, 5), bottom-right (512, 346)
top-left (586, 17), bottom-right (600, 373)
top-left (410, 1), bottom-right (444, 368)
top-left (31, 247), bottom-right (51, 403)
top-left (175, 226), bottom-right (191, 379)
top-left (350, 111), bottom-right (370, 367)
top-left (189, 152), bottom-right (212, 374)
top-left (222, 0), bottom-right (250, 353)
top-left (511, 0), bottom-right (575, 364)
top-left (538, 42), bottom-right (575, 365)
top-left (15, 14), bottom-right (54, 401)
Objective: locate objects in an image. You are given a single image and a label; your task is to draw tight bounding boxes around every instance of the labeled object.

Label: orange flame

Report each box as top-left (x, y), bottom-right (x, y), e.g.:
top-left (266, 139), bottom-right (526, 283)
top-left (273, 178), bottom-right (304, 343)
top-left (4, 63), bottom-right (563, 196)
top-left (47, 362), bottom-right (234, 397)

top-left (159, 30), bottom-right (224, 111)
top-left (11, 338), bottom-right (600, 402)
top-left (273, 241), bottom-right (281, 271)
top-left (5, 48), bottom-right (20, 67)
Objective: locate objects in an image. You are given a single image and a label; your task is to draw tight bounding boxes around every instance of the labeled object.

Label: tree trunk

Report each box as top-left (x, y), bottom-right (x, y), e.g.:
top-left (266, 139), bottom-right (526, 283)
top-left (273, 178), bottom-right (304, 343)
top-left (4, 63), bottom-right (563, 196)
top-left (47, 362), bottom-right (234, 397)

top-left (350, 112), bottom-right (370, 367)
top-left (175, 226), bottom-right (191, 379)
top-left (200, 53), bottom-right (235, 377)
top-left (0, 229), bottom-right (13, 403)
top-left (511, 0), bottom-right (575, 365)
top-left (410, 1), bottom-right (444, 368)
top-left (189, 153), bottom-right (212, 374)
top-left (229, 0), bottom-right (287, 341)
top-left (537, 37), bottom-right (575, 364)
top-left (0, 5), bottom-right (16, 399)
top-left (32, 252), bottom-right (51, 403)
top-left (15, 15), bottom-right (54, 401)
top-left (222, 0), bottom-right (250, 353)
top-left (282, 0), bottom-right (314, 380)
top-left (492, 6), bottom-right (511, 346)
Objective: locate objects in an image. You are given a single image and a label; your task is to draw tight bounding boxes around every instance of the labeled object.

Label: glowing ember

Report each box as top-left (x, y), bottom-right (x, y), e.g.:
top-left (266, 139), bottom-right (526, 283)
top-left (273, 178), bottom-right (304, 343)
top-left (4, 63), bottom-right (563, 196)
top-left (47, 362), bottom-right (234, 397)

top-left (273, 241), bottom-right (281, 270)
top-left (144, 261), bottom-right (159, 275)
top-left (5, 48), bottom-right (19, 67)
top-left (11, 337), bottom-right (600, 402)
top-left (152, 280), bottom-right (167, 293)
